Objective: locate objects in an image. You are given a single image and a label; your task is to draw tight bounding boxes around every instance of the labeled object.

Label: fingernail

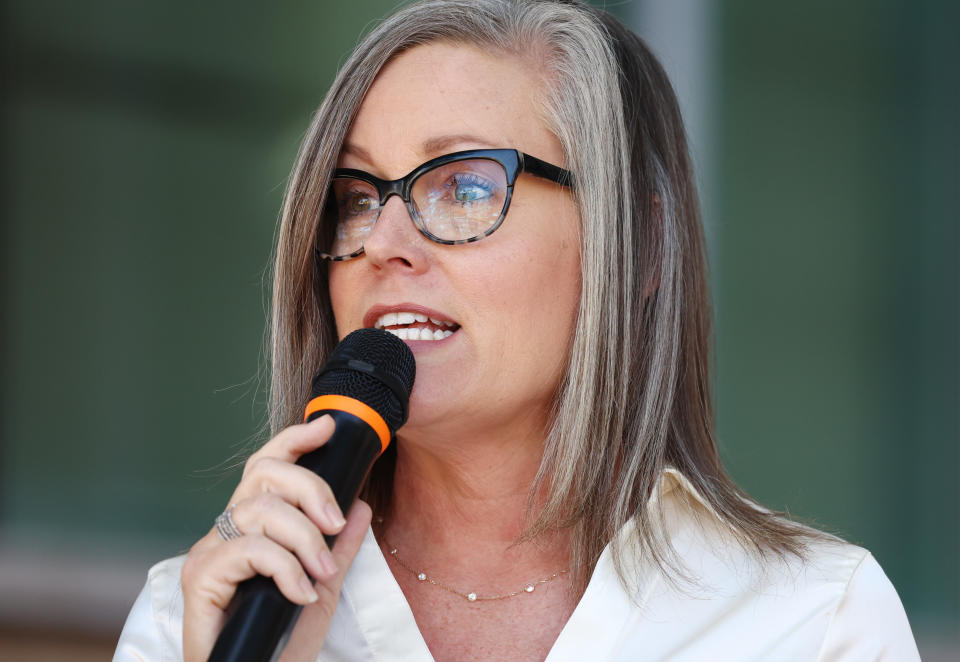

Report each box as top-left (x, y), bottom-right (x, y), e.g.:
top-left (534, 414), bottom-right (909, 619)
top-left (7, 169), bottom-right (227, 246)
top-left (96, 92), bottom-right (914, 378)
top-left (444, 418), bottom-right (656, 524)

top-left (300, 577), bottom-right (319, 603)
top-left (309, 414), bottom-right (332, 425)
top-left (325, 503), bottom-right (347, 530)
top-left (319, 550), bottom-right (338, 576)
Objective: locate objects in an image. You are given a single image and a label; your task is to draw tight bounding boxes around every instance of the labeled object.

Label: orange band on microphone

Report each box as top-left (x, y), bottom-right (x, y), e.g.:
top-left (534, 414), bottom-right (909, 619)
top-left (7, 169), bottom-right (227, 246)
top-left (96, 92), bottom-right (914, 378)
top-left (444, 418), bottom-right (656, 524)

top-left (303, 394), bottom-right (391, 454)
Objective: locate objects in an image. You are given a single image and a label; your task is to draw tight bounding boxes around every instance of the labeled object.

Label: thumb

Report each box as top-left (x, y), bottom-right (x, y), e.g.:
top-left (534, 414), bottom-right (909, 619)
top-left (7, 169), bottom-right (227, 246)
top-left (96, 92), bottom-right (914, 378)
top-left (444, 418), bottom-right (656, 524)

top-left (330, 499), bottom-right (374, 569)
top-left (278, 500), bottom-right (373, 661)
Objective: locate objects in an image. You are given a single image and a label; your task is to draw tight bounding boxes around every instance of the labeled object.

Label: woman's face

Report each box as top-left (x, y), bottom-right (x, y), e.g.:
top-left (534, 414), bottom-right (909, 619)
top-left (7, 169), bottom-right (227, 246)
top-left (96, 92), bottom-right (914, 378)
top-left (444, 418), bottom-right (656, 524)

top-left (328, 42), bottom-right (581, 440)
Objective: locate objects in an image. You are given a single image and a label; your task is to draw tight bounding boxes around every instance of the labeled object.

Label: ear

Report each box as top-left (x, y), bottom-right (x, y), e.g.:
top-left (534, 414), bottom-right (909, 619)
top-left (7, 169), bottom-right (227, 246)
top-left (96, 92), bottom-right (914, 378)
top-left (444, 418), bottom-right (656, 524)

top-left (643, 193), bottom-right (662, 298)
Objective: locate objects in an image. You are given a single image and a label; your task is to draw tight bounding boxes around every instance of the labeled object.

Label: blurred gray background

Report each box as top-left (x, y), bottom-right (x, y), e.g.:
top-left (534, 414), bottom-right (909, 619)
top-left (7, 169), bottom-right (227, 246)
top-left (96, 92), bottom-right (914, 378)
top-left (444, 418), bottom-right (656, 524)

top-left (1, 0), bottom-right (956, 659)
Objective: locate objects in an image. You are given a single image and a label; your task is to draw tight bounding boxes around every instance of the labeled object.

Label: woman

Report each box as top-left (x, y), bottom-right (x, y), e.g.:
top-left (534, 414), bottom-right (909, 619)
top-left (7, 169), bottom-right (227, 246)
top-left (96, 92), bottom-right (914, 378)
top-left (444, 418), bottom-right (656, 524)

top-left (116, 1), bottom-right (919, 660)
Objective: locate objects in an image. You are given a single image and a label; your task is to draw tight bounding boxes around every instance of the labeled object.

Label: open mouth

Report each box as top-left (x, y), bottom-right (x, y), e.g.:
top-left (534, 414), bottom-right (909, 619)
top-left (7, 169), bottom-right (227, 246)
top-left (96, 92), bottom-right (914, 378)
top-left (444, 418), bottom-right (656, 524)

top-left (373, 311), bottom-right (460, 341)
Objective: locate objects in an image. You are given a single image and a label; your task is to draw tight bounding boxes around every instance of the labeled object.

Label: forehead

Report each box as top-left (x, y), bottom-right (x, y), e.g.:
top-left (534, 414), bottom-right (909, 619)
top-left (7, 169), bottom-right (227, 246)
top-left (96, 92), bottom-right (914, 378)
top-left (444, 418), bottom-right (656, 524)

top-left (342, 42), bottom-right (563, 175)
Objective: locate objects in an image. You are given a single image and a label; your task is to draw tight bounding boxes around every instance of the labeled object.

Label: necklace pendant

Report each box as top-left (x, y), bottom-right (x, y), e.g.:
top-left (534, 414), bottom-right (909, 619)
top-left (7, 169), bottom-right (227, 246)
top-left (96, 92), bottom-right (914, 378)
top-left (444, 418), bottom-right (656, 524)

top-left (417, 572), bottom-right (427, 581)
top-left (525, 584), bottom-right (535, 593)
top-left (467, 592), bottom-right (477, 602)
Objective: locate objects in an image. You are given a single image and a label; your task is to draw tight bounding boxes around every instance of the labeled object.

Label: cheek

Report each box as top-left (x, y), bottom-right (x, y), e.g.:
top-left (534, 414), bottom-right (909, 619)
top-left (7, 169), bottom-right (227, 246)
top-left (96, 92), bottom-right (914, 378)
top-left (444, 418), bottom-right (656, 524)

top-left (536, 216), bottom-right (582, 369)
top-left (495, 218), bottom-right (581, 386)
top-left (507, 278), bottom-right (579, 408)
top-left (327, 264), bottom-right (355, 338)
top-left (521, 206), bottom-right (581, 317)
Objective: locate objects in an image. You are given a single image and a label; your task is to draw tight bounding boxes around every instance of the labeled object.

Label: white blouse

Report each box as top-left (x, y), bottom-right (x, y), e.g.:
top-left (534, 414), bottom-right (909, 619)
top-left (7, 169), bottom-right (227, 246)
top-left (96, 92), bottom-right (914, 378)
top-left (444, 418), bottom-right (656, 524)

top-left (114, 469), bottom-right (920, 661)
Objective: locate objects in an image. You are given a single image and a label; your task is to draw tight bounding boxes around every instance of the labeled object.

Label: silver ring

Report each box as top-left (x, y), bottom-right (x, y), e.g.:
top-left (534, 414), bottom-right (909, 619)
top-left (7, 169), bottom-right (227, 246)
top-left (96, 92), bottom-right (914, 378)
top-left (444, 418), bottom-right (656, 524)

top-left (215, 504), bottom-right (243, 541)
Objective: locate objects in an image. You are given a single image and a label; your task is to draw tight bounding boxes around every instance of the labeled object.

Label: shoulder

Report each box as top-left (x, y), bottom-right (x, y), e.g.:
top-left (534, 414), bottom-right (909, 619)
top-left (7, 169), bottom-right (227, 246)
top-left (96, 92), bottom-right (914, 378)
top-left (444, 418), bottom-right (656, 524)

top-left (815, 551), bottom-right (922, 661)
top-left (602, 470), bottom-right (921, 661)
top-left (114, 555), bottom-right (186, 661)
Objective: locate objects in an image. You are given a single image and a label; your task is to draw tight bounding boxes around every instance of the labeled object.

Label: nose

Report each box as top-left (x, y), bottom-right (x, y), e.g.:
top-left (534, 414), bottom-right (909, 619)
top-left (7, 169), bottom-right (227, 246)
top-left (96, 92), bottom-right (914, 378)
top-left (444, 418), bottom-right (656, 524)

top-left (361, 196), bottom-right (430, 273)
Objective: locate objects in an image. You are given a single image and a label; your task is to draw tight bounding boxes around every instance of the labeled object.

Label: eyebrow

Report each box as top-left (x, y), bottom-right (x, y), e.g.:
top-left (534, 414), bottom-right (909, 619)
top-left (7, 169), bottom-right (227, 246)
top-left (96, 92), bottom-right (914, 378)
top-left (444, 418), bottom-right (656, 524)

top-left (340, 141), bottom-right (373, 163)
top-left (420, 133), bottom-right (500, 156)
top-left (340, 133), bottom-right (501, 166)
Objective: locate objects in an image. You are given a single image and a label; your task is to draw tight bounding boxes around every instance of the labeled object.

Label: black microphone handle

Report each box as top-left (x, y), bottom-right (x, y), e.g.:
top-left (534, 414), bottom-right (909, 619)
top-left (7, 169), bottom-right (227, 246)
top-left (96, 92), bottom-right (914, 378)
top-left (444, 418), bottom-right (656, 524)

top-left (207, 408), bottom-right (384, 662)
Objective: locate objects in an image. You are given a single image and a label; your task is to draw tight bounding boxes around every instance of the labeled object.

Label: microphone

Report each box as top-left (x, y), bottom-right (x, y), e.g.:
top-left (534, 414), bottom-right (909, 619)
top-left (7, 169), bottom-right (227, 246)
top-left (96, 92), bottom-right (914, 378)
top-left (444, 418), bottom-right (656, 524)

top-left (208, 328), bottom-right (415, 662)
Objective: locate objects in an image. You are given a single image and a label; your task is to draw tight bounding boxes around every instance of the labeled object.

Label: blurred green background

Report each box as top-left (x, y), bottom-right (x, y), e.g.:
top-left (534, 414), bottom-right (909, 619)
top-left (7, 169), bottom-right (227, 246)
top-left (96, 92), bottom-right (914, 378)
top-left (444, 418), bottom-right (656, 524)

top-left (1, 0), bottom-right (956, 657)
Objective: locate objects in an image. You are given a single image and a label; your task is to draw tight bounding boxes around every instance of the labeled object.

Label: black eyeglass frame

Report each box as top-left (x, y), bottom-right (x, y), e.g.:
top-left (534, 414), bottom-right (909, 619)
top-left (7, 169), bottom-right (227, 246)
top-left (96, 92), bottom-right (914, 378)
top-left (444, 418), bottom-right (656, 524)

top-left (317, 148), bottom-right (573, 261)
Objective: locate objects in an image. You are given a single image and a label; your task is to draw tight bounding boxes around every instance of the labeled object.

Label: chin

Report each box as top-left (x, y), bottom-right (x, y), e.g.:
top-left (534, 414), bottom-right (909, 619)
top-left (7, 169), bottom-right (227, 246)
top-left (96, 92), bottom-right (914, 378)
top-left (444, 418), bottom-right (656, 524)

top-left (401, 387), bottom-right (457, 434)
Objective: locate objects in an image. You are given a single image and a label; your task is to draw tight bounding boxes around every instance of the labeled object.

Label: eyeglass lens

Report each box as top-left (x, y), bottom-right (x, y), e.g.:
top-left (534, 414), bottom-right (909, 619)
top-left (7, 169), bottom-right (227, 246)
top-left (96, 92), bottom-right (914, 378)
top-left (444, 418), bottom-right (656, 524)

top-left (323, 158), bottom-right (509, 258)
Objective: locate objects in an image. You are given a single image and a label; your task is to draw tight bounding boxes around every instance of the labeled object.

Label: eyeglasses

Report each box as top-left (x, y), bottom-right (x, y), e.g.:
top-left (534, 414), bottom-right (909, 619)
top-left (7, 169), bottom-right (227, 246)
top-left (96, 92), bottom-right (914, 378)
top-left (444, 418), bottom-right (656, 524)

top-left (316, 148), bottom-right (573, 261)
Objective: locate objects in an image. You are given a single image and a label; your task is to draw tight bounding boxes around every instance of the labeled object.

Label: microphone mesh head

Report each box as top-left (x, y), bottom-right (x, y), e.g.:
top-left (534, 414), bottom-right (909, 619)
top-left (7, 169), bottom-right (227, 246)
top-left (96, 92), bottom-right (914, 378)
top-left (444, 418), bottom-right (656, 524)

top-left (310, 328), bottom-right (416, 432)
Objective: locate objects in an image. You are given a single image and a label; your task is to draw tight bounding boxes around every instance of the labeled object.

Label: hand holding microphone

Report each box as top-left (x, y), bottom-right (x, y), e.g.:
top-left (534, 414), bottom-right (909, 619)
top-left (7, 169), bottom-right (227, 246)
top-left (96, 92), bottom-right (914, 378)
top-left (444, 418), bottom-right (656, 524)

top-left (181, 329), bottom-right (415, 662)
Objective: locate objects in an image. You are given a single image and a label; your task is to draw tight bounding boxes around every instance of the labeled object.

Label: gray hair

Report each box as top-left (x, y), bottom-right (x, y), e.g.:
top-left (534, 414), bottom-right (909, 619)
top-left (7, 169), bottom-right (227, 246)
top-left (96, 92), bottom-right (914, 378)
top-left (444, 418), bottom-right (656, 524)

top-left (268, 0), bottom-right (813, 593)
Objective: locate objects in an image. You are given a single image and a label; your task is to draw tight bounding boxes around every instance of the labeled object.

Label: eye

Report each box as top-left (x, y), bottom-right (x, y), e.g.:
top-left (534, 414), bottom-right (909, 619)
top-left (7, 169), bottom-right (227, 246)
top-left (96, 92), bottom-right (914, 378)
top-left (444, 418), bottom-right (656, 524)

top-left (340, 188), bottom-right (377, 216)
top-left (448, 173), bottom-right (494, 204)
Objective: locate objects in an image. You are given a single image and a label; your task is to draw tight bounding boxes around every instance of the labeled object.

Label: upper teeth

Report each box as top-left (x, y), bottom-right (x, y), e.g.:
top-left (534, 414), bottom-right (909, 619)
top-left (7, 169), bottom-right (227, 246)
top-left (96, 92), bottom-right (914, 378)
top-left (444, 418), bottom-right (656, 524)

top-left (373, 311), bottom-right (456, 341)
top-left (385, 327), bottom-right (454, 341)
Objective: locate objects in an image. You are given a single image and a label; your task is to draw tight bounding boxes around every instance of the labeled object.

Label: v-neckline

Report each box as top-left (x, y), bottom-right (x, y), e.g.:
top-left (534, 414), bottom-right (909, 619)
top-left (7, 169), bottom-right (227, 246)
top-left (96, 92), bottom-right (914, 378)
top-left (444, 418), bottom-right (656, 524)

top-left (337, 473), bottom-right (683, 662)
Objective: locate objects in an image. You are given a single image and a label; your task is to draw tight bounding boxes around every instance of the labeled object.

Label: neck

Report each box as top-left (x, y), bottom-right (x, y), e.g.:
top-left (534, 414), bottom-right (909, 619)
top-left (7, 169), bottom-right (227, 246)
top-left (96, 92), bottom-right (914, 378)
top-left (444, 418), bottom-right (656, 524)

top-left (391, 436), bottom-right (542, 545)
top-left (379, 410), bottom-right (571, 584)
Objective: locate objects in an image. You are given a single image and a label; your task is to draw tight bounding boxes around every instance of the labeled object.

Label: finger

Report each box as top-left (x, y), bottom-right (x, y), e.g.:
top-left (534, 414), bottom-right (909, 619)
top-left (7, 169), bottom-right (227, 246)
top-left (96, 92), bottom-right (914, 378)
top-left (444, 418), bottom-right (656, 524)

top-left (181, 536), bottom-right (319, 662)
top-left (231, 458), bottom-right (347, 535)
top-left (191, 536), bottom-right (320, 610)
top-left (230, 492), bottom-right (340, 582)
top-left (246, 414), bottom-right (336, 467)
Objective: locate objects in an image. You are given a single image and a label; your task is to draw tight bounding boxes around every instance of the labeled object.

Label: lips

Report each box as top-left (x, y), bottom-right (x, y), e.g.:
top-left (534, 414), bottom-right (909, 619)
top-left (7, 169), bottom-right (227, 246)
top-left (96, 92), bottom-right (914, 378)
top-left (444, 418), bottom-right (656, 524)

top-left (369, 309), bottom-right (460, 342)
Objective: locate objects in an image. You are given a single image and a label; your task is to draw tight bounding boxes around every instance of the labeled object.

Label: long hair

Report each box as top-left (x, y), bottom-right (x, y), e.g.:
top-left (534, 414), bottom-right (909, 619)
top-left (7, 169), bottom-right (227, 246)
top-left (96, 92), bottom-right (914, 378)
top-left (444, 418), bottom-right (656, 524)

top-left (268, 0), bottom-right (812, 592)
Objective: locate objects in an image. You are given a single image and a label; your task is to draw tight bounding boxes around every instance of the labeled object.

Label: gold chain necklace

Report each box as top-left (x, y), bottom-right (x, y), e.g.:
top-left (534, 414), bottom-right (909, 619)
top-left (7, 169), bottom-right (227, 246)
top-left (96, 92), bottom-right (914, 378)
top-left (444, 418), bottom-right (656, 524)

top-left (376, 519), bottom-right (568, 603)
